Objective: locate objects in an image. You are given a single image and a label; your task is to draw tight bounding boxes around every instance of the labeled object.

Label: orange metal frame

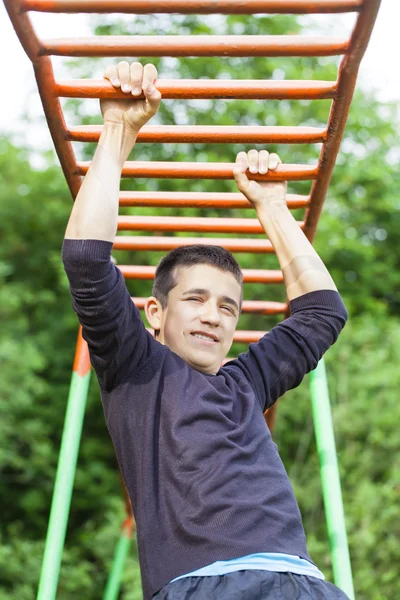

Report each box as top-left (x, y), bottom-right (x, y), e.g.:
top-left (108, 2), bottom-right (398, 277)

top-left (4, 0), bottom-right (380, 383)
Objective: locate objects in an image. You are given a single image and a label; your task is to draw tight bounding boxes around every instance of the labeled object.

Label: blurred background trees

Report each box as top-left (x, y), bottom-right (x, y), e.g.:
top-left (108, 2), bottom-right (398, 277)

top-left (0, 11), bottom-right (399, 600)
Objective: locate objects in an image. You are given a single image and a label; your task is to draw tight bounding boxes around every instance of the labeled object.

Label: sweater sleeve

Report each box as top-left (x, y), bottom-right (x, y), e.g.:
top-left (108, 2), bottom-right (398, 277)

top-left (62, 239), bottom-right (158, 391)
top-left (226, 289), bottom-right (348, 412)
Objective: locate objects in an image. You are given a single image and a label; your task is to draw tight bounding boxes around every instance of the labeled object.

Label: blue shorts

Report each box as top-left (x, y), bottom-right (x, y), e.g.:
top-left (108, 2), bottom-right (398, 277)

top-left (153, 570), bottom-right (351, 599)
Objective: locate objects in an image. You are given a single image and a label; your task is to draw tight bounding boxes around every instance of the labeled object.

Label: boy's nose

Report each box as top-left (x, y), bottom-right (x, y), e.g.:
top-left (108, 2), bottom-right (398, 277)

top-left (200, 302), bottom-right (220, 325)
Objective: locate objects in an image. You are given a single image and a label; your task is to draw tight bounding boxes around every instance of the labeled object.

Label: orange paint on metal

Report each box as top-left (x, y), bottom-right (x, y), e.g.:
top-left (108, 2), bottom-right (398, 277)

top-left (56, 78), bottom-right (337, 100)
top-left (21, 0), bottom-right (363, 15)
top-left (42, 35), bottom-right (348, 58)
top-left (131, 296), bottom-right (287, 315)
top-left (67, 124), bottom-right (327, 145)
top-left (233, 330), bottom-right (265, 343)
top-left (114, 236), bottom-right (274, 253)
top-left (119, 265), bottom-right (284, 284)
top-left (78, 161), bottom-right (318, 181)
top-left (72, 327), bottom-right (91, 376)
top-left (121, 515), bottom-right (135, 537)
top-left (34, 58), bottom-right (82, 198)
top-left (303, 0), bottom-right (381, 243)
top-left (265, 403), bottom-right (278, 428)
top-left (117, 215), bottom-right (305, 234)
top-left (118, 191), bottom-right (310, 210)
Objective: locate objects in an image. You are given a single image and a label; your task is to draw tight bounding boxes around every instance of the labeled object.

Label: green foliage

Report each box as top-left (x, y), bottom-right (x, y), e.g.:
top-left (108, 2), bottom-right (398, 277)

top-left (1, 10), bottom-right (399, 600)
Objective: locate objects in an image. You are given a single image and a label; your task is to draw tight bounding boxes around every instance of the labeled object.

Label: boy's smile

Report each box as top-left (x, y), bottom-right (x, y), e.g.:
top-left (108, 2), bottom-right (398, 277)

top-left (145, 264), bottom-right (242, 375)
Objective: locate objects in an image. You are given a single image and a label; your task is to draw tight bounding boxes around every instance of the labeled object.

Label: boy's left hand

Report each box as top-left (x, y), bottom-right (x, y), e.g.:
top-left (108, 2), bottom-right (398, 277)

top-left (233, 150), bottom-right (287, 210)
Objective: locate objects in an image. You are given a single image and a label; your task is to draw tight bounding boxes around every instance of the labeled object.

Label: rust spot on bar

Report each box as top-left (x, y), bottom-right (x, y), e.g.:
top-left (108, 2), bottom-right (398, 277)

top-left (42, 35), bottom-right (348, 58)
top-left (73, 327), bottom-right (91, 376)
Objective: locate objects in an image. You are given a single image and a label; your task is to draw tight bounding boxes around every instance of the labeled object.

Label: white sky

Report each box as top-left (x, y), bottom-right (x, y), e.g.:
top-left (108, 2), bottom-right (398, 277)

top-left (0, 0), bottom-right (399, 150)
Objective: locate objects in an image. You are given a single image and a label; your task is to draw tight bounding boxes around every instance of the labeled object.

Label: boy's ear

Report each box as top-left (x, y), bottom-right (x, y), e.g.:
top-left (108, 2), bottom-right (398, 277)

top-left (145, 296), bottom-right (164, 331)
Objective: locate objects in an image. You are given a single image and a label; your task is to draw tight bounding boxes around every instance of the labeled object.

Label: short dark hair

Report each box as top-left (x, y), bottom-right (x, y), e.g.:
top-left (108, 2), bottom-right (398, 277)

top-left (152, 244), bottom-right (243, 309)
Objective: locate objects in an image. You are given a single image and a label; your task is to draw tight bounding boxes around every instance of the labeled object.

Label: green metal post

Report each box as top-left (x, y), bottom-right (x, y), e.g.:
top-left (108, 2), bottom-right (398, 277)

top-left (103, 522), bottom-right (133, 600)
top-left (309, 358), bottom-right (355, 600)
top-left (37, 329), bottom-right (91, 600)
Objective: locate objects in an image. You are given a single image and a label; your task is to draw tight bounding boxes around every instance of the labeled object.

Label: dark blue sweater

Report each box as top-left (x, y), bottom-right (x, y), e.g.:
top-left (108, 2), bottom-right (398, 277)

top-left (62, 239), bottom-right (348, 600)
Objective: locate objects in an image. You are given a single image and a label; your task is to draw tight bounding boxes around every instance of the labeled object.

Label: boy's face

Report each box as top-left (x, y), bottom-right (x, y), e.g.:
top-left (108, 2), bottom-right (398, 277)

top-left (146, 264), bottom-right (241, 374)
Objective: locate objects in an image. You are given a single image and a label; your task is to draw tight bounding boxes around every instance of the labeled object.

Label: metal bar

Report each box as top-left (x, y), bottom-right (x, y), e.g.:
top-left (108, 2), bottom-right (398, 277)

top-left (56, 78), bottom-right (337, 100)
top-left (231, 330), bottom-right (265, 343)
top-left (309, 359), bottom-right (355, 600)
top-left (34, 58), bottom-right (82, 198)
top-left (3, 0), bottom-right (82, 198)
top-left (68, 125), bottom-right (327, 145)
top-left (118, 191), bottom-right (310, 210)
top-left (304, 0), bottom-right (381, 242)
top-left (78, 161), bottom-right (318, 181)
top-left (21, 0), bottom-right (363, 15)
top-left (132, 296), bottom-right (287, 314)
top-left (117, 215), bottom-right (304, 234)
top-left (37, 329), bottom-right (91, 600)
top-left (119, 265), bottom-right (284, 284)
top-left (42, 35), bottom-right (348, 58)
top-left (103, 520), bottom-right (133, 600)
top-left (113, 236), bottom-right (274, 252)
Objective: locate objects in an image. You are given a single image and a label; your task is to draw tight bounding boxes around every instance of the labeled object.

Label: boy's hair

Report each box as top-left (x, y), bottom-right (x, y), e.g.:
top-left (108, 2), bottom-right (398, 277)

top-left (152, 244), bottom-right (243, 309)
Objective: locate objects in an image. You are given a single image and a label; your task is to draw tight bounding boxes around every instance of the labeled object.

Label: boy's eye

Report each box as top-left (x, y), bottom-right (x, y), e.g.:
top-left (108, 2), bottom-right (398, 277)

top-left (188, 297), bottom-right (201, 302)
top-left (222, 305), bottom-right (234, 315)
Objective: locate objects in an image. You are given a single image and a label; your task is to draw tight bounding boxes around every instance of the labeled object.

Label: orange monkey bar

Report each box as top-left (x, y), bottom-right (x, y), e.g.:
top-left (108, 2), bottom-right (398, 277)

top-left (21, 1), bottom-right (363, 15)
top-left (57, 79), bottom-right (338, 100)
top-left (132, 297), bottom-right (287, 315)
top-left (41, 35), bottom-right (348, 58)
top-left (116, 216), bottom-right (304, 234)
top-left (119, 265), bottom-right (285, 284)
top-left (78, 161), bottom-right (318, 180)
top-left (117, 192), bottom-right (310, 210)
top-left (68, 125), bottom-right (327, 144)
top-left (3, 0), bottom-right (381, 399)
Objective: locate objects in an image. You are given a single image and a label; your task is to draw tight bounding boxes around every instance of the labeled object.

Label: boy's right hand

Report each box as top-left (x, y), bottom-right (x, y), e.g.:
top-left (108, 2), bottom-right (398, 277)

top-left (101, 61), bottom-right (161, 134)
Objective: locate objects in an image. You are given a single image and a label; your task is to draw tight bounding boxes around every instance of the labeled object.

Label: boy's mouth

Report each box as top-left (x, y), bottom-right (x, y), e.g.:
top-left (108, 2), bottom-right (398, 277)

top-left (191, 331), bottom-right (219, 344)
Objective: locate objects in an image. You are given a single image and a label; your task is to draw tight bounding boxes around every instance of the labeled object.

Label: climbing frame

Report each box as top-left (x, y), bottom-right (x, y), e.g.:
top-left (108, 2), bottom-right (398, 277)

top-left (4, 1), bottom-right (380, 346)
top-left (3, 2), bottom-right (380, 599)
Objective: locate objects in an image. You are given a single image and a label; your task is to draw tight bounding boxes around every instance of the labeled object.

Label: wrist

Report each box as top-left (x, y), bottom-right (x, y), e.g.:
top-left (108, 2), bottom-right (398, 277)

top-left (101, 122), bottom-right (139, 166)
top-left (256, 199), bottom-right (289, 220)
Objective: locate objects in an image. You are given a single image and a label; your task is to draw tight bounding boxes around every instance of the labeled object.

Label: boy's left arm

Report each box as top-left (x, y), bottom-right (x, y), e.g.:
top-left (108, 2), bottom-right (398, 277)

top-left (233, 150), bottom-right (338, 300)
top-left (230, 150), bottom-right (347, 410)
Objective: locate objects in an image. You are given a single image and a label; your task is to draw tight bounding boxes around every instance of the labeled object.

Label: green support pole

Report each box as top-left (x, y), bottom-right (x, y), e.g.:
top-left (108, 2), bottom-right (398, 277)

top-left (309, 358), bottom-right (355, 600)
top-left (37, 329), bottom-right (91, 600)
top-left (103, 523), bottom-right (133, 600)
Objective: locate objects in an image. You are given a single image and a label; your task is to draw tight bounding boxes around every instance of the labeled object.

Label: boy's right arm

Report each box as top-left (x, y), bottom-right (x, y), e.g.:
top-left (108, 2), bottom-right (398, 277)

top-left (62, 63), bottom-right (162, 389)
top-left (65, 61), bottom-right (161, 242)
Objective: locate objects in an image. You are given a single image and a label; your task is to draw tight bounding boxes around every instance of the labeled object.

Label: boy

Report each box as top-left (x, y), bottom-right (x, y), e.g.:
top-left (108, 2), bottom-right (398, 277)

top-left (62, 62), bottom-right (349, 600)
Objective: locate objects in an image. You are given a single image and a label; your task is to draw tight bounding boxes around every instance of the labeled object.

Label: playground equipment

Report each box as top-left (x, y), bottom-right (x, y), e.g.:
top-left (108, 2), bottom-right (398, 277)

top-left (3, 1), bottom-right (381, 598)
